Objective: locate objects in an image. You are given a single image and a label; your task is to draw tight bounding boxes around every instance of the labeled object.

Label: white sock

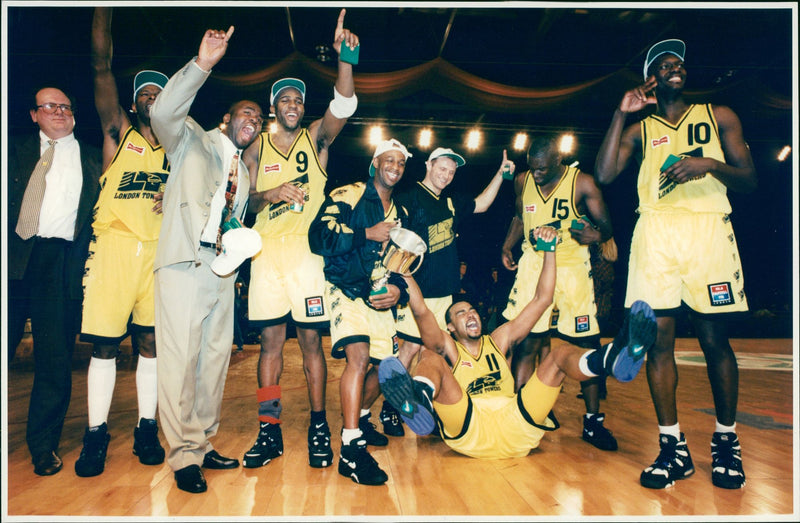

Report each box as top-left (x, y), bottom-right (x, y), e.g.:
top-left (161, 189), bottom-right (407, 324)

top-left (360, 409), bottom-right (371, 419)
top-left (87, 357), bottom-right (117, 428)
top-left (659, 423), bottom-right (681, 439)
top-left (341, 428), bottom-right (363, 446)
top-left (136, 356), bottom-right (158, 422)
top-left (578, 352), bottom-right (599, 377)
top-left (715, 420), bottom-right (736, 434)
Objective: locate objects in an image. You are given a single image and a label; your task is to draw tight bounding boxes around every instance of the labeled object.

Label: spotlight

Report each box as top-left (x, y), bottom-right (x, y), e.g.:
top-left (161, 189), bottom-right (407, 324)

top-left (466, 129), bottom-right (481, 150)
top-left (418, 128), bottom-right (433, 149)
top-left (369, 125), bottom-right (384, 146)
top-left (777, 145), bottom-right (791, 162)
top-left (513, 133), bottom-right (528, 152)
top-left (559, 134), bottom-right (575, 154)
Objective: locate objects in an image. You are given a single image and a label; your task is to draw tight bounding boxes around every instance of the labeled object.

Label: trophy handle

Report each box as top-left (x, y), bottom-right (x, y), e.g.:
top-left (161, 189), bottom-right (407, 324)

top-left (405, 251), bottom-right (424, 276)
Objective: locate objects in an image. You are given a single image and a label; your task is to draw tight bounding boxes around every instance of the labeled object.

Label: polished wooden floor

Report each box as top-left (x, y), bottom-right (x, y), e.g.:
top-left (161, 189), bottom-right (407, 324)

top-left (3, 335), bottom-right (797, 520)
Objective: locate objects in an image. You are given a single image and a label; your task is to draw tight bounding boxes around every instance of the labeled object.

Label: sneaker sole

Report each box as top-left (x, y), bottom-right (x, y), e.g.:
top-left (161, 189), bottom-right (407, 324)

top-left (378, 357), bottom-right (435, 436)
top-left (242, 452), bottom-right (282, 469)
top-left (611, 300), bottom-right (656, 382)
top-left (309, 452), bottom-right (334, 468)
top-left (640, 467), bottom-right (694, 489)
top-left (337, 460), bottom-right (388, 486)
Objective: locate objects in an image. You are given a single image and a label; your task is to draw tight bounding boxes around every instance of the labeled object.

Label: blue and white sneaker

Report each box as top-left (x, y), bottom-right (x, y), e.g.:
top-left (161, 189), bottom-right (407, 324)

top-left (604, 300), bottom-right (657, 383)
top-left (378, 357), bottom-right (436, 436)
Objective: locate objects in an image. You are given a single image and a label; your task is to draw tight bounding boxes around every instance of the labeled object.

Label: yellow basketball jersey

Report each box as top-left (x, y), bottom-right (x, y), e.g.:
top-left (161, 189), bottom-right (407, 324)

top-left (92, 127), bottom-right (169, 240)
top-left (638, 103), bottom-right (731, 214)
top-left (520, 165), bottom-right (589, 265)
top-left (452, 335), bottom-right (516, 399)
top-left (252, 129), bottom-right (327, 237)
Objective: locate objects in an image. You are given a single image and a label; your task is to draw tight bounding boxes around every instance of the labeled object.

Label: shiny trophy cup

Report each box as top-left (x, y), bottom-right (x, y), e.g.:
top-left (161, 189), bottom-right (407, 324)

top-left (370, 227), bottom-right (427, 295)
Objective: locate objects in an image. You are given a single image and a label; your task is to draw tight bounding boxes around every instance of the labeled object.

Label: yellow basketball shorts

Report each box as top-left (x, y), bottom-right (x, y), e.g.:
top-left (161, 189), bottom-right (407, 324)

top-left (435, 375), bottom-right (559, 459)
top-left (502, 250), bottom-right (599, 337)
top-left (396, 295), bottom-right (452, 343)
top-left (81, 228), bottom-right (157, 340)
top-left (625, 212), bottom-right (748, 314)
top-left (327, 284), bottom-right (399, 363)
top-left (249, 235), bottom-right (329, 325)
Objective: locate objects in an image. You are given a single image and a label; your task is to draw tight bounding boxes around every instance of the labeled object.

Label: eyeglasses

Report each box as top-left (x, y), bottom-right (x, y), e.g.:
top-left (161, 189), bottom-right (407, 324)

top-left (35, 103), bottom-right (74, 115)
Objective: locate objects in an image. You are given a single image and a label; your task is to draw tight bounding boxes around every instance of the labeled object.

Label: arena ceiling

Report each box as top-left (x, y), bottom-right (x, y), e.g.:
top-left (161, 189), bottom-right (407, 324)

top-left (5, 2), bottom-right (794, 178)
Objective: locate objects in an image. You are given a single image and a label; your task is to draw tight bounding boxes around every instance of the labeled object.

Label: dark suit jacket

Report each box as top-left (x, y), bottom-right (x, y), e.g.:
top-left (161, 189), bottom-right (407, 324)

top-left (7, 133), bottom-right (102, 299)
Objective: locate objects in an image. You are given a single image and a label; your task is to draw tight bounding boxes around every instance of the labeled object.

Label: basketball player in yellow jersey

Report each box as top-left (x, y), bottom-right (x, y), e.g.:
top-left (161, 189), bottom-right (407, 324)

top-left (241, 9), bottom-right (360, 470)
top-left (501, 133), bottom-right (618, 452)
top-left (76, 7), bottom-right (169, 478)
top-left (596, 39), bottom-right (756, 490)
top-left (379, 226), bottom-right (658, 460)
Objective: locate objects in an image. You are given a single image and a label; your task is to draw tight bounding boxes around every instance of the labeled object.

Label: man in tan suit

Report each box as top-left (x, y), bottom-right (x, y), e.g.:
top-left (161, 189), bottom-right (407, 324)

top-left (149, 25), bottom-right (264, 494)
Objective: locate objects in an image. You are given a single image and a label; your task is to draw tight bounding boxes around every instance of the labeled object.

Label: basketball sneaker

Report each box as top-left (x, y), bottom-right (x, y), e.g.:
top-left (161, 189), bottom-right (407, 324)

top-left (358, 412), bottom-right (389, 446)
top-left (338, 438), bottom-right (388, 486)
top-left (75, 423), bottom-right (111, 477)
top-left (378, 356), bottom-right (436, 436)
top-left (243, 422), bottom-right (283, 468)
top-left (133, 418), bottom-right (165, 465)
top-left (711, 432), bottom-right (746, 489)
top-left (640, 433), bottom-right (695, 489)
top-left (581, 413), bottom-right (618, 451)
top-left (379, 400), bottom-right (405, 437)
top-left (308, 421), bottom-right (333, 468)
top-left (603, 300), bottom-right (656, 382)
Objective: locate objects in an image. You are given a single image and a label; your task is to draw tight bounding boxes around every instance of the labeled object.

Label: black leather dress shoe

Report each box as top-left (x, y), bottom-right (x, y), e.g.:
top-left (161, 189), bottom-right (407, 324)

top-left (174, 464), bottom-right (207, 493)
top-left (33, 450), bottom-right (63, 476)
top-left (202, 449), bottom-right (240, 469)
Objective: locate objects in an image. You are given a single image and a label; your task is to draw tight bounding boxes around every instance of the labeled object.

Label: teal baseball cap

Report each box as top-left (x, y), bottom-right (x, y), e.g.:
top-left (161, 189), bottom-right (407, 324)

top-left (644, 39), bottom-right (685, 79)
top-left (270, 78), bottom-right (306, 106)
top-left (133, 70), bottom-right (169, 102)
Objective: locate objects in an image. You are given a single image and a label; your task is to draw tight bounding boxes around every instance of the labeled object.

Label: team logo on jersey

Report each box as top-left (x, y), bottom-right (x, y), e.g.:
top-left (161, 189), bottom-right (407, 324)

top-left (125, 142), bottom-right (145, 155)
top-left (305, 296), bottom-right (324, 317)
top-left (263, 163), bottom-right (281, 174)
top-left (466, 372), bottom-right (502, 395)
top-left (575, 315), bottom-right (590, 333)
top-left (708, 282), bottom-right (734, 306)
top-left (651, 135), bottom-right (670, 148)
top-left (524, 204), bottom-right (537, 213)
top-left (460, 360), bottom-right (473, 368)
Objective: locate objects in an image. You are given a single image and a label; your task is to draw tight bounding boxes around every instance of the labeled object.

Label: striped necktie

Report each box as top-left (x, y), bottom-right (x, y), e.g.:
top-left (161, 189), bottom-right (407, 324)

top-left (216, 150), bottom-right (240, 254)
top-left (16, 139), bottom-right (56, 240)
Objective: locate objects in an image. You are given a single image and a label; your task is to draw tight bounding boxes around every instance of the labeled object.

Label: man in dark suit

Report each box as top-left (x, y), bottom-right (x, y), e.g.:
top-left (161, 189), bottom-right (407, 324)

top-left (7, 86), bottom-right (102, 476)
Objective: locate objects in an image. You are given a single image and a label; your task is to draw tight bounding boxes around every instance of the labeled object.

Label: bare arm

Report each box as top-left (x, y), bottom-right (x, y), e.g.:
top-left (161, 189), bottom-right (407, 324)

top-left (569, 172), bottom-right (613, 245)
top-left (491, 226), bottom-right (557, 356)
top-left (92, 7), bottom-right (131, 169)
top-left (595, 77), bottom-right (657, 184)
top-left (660, 105), bottom-right (757, 193)
top-left (473, 149), bottom-right (514, 213)
top-left (308, 9), bottom-right (358, 164)
top-left (500, 171), bottom-right (525, 270)
top-left (403, 274), bottom-right (457, 363)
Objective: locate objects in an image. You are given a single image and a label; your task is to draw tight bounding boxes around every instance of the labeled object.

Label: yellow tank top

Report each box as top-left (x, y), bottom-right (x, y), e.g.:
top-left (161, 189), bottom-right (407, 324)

top-left (520, 165), bottom-right (589, 265)
top-left (638, 103), bottom-right (731, 214)
top-left (252, 128), bottom-right (328, 237)
top-left (92, 127), bottom-right (169, 240)
top-left (452, 335), bottom-right (515, 399)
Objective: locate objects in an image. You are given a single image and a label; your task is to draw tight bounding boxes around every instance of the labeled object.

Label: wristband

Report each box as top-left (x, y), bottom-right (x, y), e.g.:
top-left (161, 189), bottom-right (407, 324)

top-left (329, 87), bottom-right (358, 119)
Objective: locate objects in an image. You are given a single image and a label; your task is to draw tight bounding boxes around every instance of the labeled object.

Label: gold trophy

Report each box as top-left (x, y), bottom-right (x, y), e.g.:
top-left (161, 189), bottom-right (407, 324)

top-left (370, 227), bottom-right (427, 295)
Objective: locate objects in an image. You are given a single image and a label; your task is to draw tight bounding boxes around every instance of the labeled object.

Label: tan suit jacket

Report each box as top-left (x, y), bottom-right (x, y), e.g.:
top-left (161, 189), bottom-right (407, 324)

top-left (150, 57), bottom-right (249, 270)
